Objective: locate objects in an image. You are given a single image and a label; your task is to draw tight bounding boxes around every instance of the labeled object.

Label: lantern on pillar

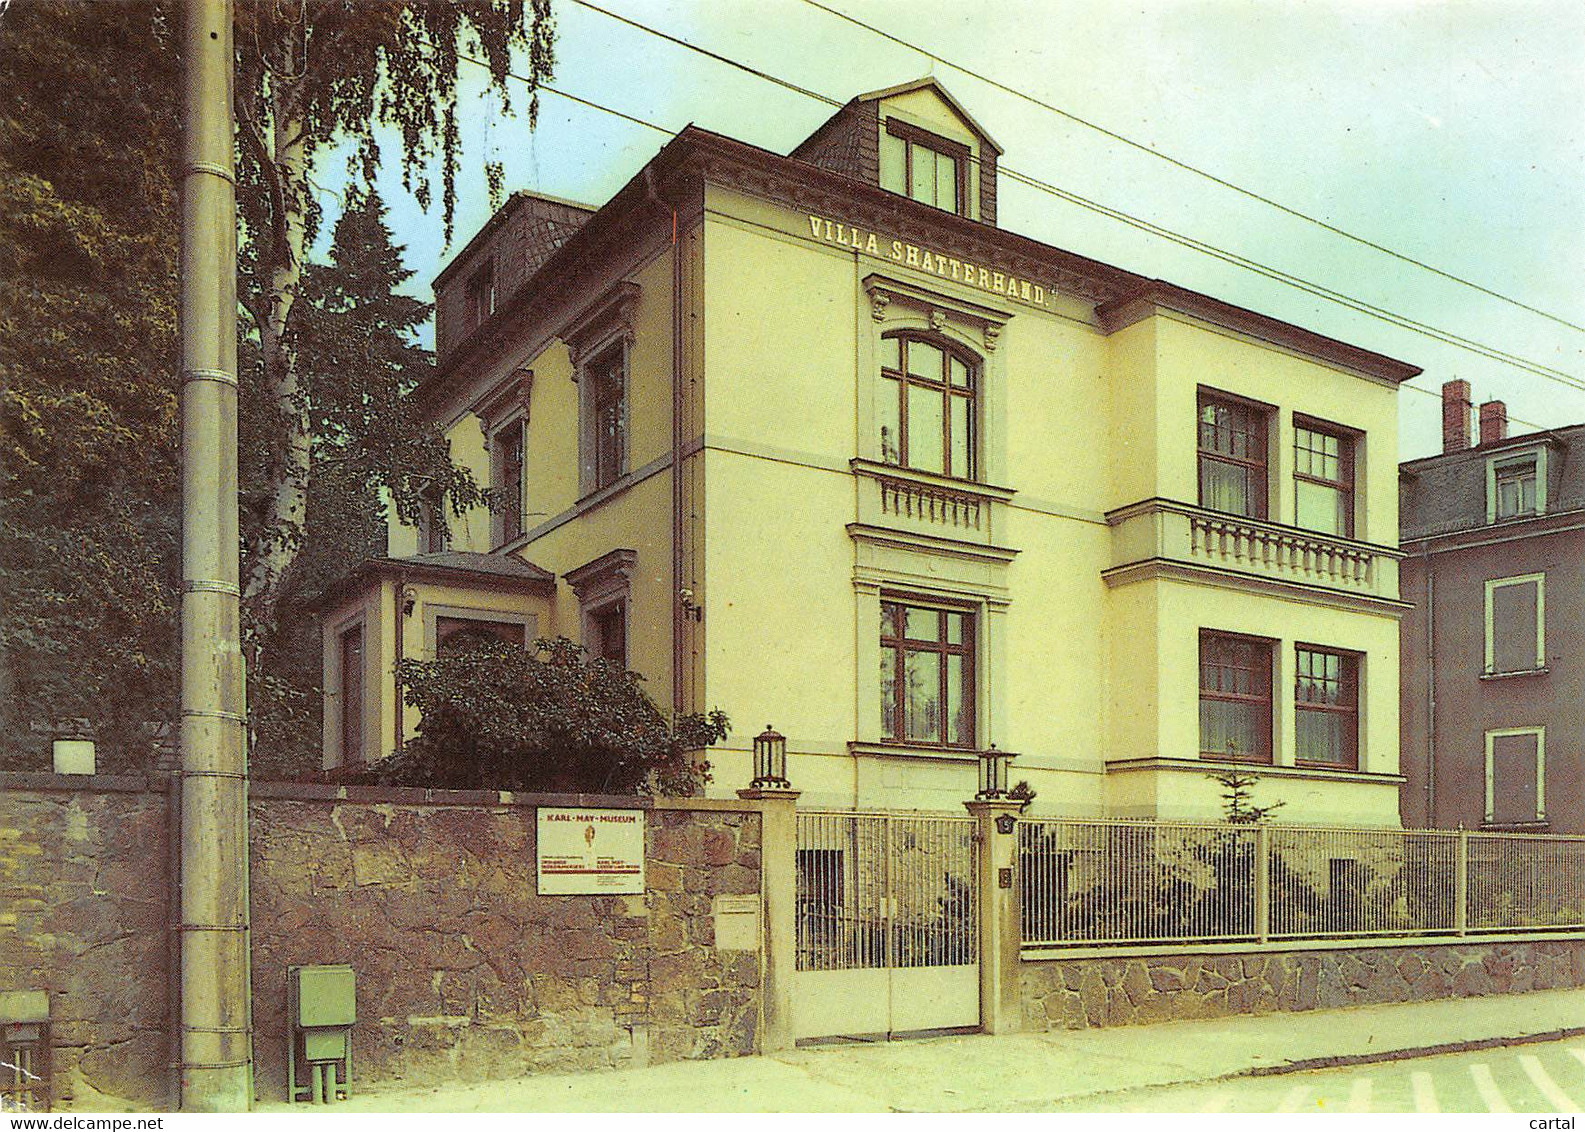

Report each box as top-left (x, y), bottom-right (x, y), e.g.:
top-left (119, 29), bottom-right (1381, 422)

top-left (750, 724), bottom-right (790, 790)
top-left (977, 743), bottom-right (1014, 800)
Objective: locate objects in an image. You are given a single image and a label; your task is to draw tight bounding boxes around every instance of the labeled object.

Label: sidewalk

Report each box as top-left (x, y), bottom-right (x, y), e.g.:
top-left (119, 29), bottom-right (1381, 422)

top-left (257, 988), bottom-right (1585, 1113)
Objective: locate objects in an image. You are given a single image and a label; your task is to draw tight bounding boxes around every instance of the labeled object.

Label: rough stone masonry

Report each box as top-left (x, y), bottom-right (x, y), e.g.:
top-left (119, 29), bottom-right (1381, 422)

top-left (0, 775), bottom-right (764, 1111)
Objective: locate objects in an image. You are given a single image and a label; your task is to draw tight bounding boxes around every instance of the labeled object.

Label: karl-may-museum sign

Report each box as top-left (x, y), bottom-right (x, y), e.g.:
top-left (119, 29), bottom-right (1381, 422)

top-left (805, 213), bottom-right (1049, 309)
top-left (536, 807), bottom-right (645, 895)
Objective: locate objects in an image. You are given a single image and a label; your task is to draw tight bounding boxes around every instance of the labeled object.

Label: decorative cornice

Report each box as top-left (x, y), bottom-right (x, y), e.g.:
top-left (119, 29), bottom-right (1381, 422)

top-left (1096, 282), bottom-right (1422, 385)
top-left (564, 548), bottom-right (638, 602)
top-left (678, 136), bottom-right (1133, 305)
top-left (862, 271), bottom-right (1013, 328)
top-left (847, 521), bottom-right (1020, 564)
top-left (470, 367), bottom-right (533, 433)
top-left (1100, 557), bottom-right (1412, 616)
top-left (561, 280), bottom-right (642, 373)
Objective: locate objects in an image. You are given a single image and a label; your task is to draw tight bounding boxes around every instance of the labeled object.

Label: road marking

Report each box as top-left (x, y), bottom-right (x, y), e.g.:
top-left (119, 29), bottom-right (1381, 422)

top-left (1521, 1054), bottom-right (1581, 1113)
top-left (1197, 1093), bottom-right (1231, 1113)
top-left (1470, 1064), bottom-right (1512, 1113)
top-left (1275, 1084), bottom-right (1311, 1113)
top-left (1345, 1076), bottom-right (1372, 1113)
top-left (1411, 1071), bottom-right (1440, 1113)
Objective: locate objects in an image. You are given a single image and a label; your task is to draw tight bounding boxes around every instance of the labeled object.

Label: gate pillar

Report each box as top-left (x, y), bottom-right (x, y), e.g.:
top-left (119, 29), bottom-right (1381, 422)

top-left (739, 786), bottom-right (799, 1052)
top-left (965, 799), bottom-right (1023, 1035)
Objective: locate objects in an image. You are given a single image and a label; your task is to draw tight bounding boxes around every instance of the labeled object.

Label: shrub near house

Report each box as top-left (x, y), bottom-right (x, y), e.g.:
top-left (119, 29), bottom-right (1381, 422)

top-left (362, 635), bottom-right (728, 794)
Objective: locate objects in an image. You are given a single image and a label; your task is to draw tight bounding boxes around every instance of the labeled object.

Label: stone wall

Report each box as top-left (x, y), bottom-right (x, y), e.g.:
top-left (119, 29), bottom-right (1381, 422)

top-left (0, 774), bottom-right (763, 1110)
top-left (0, 775), bottom-right (172, 1110)
top-left (1022, 939), bottom-right (1585, 1031)
top-left (249, 789), bottom-right (762, 1097)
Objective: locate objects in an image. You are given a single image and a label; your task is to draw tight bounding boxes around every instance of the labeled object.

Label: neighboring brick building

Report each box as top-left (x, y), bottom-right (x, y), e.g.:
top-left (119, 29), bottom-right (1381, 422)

top-left (1400, 380), bottom-right (1585, 832)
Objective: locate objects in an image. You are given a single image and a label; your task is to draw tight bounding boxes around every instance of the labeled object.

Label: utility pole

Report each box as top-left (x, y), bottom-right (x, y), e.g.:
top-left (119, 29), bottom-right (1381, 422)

top-left (179, 0), bottom-right (252, 1111)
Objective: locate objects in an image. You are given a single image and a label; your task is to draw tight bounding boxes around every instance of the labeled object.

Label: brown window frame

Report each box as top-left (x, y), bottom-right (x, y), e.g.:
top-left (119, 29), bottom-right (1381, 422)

top-left (883, 118), bottom-right (971, 217)
top-left (588, 343), bottom-right (627, 493)
top-left (419, 486), bottom-right (448, 555)
top-left (880, 331), bottom-right (978, 480)
top-left (435, 616), bottom-right (526, 656)
top-left (1293, 417), bottom-right (1356, 537)
top-left (1197, 391), bottom-right (1270, 520)
top-left (1294, 645), bottom-right (1360, 770)
top-left (492, 419), bottom-right (526, 548)
top-left (1198, 630), bottom-right (1274, 764)
top-left (465, 259), bottom-right (495, 332)
top-left (339, 623), bottom-right (365, 767)
top-left (880, 598), bottom-right (976, 750)
top-left (590, 599), bottom-right (627, 668)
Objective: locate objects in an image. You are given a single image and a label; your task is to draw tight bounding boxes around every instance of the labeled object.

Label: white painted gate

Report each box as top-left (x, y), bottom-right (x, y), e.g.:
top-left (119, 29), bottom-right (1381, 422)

top-left (793, 811), bottom-right (980, 1040)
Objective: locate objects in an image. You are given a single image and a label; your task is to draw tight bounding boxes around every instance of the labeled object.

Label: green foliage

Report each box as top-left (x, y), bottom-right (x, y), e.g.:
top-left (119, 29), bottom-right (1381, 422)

top-left (234, 0), bottom-right (557, 622)
top-left (248, 192), bottom-right (486, 778)
top-left (1211, 769), bottom-right (1285, 825)
top-left (0, 0), bottom-right (182, 768)
top-left (362, 636), bottom-right (727, 795)
top-left (0, 2), bottom-right (552, 773)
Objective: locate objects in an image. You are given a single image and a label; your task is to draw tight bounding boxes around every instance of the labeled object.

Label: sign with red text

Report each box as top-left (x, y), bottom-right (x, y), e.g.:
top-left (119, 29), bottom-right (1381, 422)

top-left (536, 807), bottom-right (646, 895)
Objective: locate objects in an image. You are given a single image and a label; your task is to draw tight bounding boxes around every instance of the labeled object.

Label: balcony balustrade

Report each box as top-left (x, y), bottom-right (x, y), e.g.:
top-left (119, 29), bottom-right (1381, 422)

top-left (1105, 498), bottom-right (1402, 606)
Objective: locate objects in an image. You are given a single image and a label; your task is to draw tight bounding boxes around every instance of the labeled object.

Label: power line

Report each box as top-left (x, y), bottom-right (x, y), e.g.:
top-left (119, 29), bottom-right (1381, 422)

top-left (796, 0), bottom-right (1585, 338)
top-left (557, 0), bottom-right (1585, 396)
top-left (1400, 381), bottom-right (1545, 433)
top-left (996, 163), bottom-right (1585, 393)
top-left (478, 57), bottom-right (1560, 434)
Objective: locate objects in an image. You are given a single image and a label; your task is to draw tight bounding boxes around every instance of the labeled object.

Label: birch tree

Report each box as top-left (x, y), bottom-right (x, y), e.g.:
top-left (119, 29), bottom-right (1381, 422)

top-left (233, 0), bottom-right (554, 655)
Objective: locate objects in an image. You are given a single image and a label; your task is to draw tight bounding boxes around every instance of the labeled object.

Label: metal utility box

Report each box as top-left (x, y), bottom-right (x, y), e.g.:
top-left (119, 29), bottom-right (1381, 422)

top-left (0, 991), bottom-right (50, 1113)
top-left (288, 965), bottom-right (354, 1104)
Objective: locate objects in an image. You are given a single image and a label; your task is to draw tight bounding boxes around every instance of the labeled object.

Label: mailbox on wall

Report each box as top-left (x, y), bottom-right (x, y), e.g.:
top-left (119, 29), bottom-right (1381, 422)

top-left (288, 965), bottom-right (355, 1104)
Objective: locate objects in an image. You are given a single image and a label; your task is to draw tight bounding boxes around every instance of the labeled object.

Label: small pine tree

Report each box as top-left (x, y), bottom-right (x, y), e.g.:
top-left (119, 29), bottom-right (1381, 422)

top-left (1212, 769), bottom-right (1285, 825)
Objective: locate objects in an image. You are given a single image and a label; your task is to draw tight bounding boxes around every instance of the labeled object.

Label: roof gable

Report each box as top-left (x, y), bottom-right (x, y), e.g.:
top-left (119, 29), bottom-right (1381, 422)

top-left (857, 76), bottom-right (1004, 155)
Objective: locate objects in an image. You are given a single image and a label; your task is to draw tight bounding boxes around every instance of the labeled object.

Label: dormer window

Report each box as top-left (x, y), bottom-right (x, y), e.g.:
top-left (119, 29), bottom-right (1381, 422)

top-left (880, 119), bottom-right (968, 216)
top-left (465, 260), bottom-right (495, 332)
top-left (1494, 458), bottom-right (1537, 520)
top-left (1486, 448), bottom-right (1546, 523)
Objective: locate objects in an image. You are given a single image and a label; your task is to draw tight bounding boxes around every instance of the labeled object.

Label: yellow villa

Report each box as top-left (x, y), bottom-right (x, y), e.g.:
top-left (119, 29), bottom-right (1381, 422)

top-left (319, 78), bottom-right (1419, 825)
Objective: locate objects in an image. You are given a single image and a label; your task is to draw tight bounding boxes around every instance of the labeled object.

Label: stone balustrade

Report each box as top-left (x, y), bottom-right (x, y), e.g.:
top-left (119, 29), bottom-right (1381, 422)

top-left (1104, 498), bottom-right (1403, 607)
top-left (878, 475), bottom-right (984, 531)
top-left (1189, 511), bottom-right (1374, 587)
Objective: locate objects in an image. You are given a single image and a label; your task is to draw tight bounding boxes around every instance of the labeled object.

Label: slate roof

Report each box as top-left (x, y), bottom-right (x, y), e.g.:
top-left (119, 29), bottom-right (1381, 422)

top-left (311, 551), bottom-right (557, 612)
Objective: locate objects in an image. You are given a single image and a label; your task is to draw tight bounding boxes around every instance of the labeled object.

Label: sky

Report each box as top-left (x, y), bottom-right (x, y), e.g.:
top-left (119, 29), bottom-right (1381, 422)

top-left (331, 0), bottom-right (1585, 461)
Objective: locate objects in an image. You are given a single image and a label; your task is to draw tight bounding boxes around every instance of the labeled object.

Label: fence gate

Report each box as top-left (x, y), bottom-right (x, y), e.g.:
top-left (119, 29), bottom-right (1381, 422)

top-left (793, 811), bottom-right (979, 1040)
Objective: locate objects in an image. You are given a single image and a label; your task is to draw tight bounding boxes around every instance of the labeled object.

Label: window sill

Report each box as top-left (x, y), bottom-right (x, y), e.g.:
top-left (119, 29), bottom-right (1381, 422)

top-left (1480, 667), bottom-right (1549, 682)
top-left (1198, 753), bottom-right (1274, 766)
top-left (849, 740), bottom-right (982, 763)
top-left (1111, 757), bottom-right (1405, 787)
top-left (1480, 820), bottom-right (1548, 833)
top-left (1294, 759), bottom-right (1361, 772)
top-left (850, 458), bottom-right (1016, 502)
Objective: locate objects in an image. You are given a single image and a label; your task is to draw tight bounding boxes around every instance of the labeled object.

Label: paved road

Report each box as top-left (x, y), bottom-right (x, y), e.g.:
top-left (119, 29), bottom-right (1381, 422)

top-left (1053, 1039), bottom-right (1585, 1114)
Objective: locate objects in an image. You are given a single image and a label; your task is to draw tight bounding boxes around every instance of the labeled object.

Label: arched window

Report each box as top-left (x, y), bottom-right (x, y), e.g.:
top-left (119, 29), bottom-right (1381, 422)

top-left (879, 332), bottom-right (977, 479)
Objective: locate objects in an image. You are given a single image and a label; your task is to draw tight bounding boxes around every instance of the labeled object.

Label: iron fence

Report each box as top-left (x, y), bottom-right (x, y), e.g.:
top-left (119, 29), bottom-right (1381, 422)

top-left (796, 811), bottom-right (978, 971)
top-left (1020, 817), bottom-right (1585, 949)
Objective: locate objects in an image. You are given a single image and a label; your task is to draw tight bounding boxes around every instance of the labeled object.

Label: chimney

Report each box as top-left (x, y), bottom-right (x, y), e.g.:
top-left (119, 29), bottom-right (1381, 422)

top-left (1479, 400), bottom-right (1509, 446)
top-left (1442, 379), bottom-right (1472, 453)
